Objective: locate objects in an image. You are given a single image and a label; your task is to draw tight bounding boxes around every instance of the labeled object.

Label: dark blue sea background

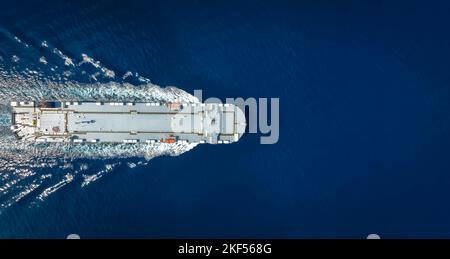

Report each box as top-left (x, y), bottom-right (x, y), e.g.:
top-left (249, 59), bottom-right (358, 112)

top-left (1, 0), bottom-right (450, 238)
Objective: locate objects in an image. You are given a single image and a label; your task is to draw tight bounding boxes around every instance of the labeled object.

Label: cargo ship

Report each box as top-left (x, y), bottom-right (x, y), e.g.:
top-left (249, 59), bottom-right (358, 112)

top-left (10, 101), bottom-right (246, 144)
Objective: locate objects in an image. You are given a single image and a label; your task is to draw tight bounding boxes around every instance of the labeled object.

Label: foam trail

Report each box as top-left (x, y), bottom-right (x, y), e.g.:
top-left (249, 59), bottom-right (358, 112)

top-left (0, 114), bottom-right (10, 126)
top-left (0, 35), bottom-right (199, 212)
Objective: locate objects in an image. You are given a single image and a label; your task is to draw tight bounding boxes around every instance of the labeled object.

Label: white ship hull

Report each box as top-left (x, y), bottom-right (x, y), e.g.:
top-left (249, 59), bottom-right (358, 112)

top-left (10, 101), bottom-right (246, 144)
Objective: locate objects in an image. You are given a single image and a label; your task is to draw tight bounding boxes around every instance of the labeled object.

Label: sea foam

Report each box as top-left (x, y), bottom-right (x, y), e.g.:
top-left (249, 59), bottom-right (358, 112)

top-left (0, 34), bottom-right (199, 212)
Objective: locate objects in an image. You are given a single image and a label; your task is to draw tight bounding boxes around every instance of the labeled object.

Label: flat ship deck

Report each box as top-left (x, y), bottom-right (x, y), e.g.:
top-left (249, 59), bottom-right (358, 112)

top-left (11, 101), bottom-right (246, 144)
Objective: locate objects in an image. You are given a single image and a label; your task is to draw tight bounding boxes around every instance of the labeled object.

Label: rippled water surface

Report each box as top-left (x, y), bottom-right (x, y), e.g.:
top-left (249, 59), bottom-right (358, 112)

top-left (2, 0), bottom-right (450, 238)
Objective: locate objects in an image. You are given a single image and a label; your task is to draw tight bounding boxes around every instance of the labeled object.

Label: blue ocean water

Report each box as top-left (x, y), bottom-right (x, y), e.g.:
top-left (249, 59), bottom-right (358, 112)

top-left (1, 0), bottom-right (450, 238)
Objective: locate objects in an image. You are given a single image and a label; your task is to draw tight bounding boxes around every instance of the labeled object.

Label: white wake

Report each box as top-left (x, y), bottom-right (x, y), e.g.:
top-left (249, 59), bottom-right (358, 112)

top-left (0, 31), bottom-right (198, 212)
